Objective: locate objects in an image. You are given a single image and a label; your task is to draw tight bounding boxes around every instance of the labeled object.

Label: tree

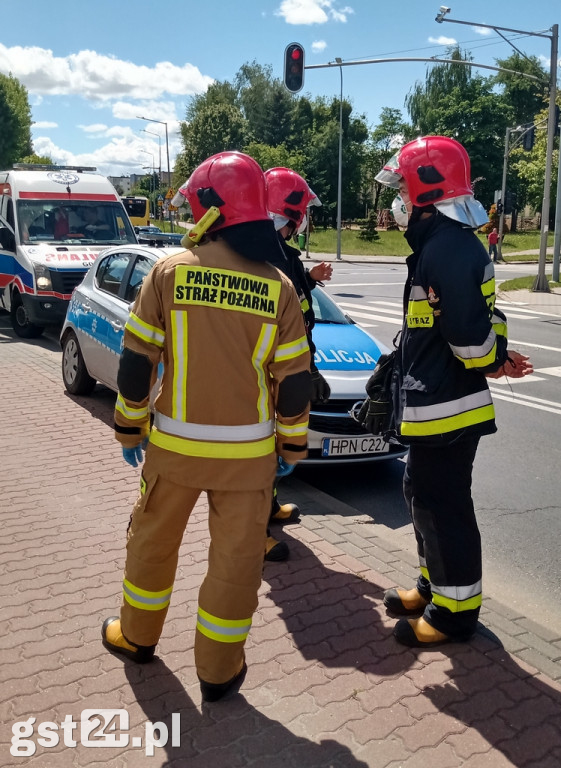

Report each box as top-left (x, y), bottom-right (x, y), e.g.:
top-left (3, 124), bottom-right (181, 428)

top-left (20, 154), bottom-right (53, 165)
top-left (0, 73), bottom-right (33, 169)
top-left (492, 53), bottom-right (549, 128)
top-left (365, 107), bottom-right (414, 212)
top-left (405, 46), bottom-right (510, 208)
top-left (244, 142), bottom-right (307, 175)
top-left (174, 102), bottom-right (248, 186)
top-left (358, 210), bottom-right (380, 241)
top-left (235, 62), bottom-right (293, 147)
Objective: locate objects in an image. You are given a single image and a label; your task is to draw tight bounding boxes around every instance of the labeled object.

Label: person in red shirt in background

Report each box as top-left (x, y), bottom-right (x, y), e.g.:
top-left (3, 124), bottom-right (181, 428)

top-left (487, 227), bottom-right (500, 262)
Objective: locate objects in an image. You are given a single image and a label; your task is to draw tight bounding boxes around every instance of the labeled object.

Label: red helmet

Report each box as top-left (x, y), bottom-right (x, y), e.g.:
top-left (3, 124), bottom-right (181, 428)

top-left (375, 136), bottom-right (473, 207)
top-left (173, 151), bottom-right (269, 233)
top-left (264, 167), bottom-right (319, 230)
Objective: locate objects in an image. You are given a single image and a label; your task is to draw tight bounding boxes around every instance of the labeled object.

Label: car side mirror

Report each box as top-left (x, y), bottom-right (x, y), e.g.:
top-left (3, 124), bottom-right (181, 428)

top-left (134, 227), bottom-right (139, 234)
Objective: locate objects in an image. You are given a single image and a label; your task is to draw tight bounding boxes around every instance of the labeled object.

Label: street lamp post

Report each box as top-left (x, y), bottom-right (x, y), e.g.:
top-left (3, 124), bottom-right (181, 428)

top-left (434, 10), bottom-right (558, 293)
top-left (141, 128), bottom-right (162, 181)
top-left (137, 116), bottom-right (173, 232)
top-left (334, 58), bottom-right (343, 261)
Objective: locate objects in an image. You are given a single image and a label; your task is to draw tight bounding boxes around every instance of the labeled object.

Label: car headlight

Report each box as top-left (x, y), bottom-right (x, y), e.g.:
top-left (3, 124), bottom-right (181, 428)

top-left (34, 264), bottom-right (52, 291)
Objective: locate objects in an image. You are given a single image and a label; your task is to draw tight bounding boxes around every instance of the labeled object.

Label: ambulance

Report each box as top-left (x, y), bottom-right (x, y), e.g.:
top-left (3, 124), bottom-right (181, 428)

top-left (0, 164), bottom-right (138, 338)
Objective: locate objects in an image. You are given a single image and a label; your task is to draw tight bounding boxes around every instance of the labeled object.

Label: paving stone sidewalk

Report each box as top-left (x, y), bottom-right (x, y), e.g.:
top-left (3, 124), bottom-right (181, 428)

top-left (2, 318), bottom-right (561, 768)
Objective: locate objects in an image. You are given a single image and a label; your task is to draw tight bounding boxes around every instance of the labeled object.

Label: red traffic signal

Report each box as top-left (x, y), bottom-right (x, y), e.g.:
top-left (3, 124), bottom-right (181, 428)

top-left (284, 43), bottom-right (305, 93)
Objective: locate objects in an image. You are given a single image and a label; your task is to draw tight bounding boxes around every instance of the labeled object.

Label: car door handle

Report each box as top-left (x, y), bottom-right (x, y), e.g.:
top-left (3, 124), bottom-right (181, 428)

top-left (110, 320), bottom-right (123, 330)
top-left (82, 302), bottom-right (92, 311)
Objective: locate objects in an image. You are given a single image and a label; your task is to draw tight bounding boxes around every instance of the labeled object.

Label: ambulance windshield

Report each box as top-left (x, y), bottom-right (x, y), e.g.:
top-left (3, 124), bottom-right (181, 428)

top-left (17, 200), bottom-right (137, 245)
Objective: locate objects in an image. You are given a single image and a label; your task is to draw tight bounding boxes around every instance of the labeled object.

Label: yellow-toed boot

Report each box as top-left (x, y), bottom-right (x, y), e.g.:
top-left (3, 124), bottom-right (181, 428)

top-left (383, 587), bottom-right (430, 615)
top-left (393, 616), bottom-right (451, 648)
top-left (101, 617), bottom-right (156, 663)
top-left (270, 501), bottom-right (300, 524)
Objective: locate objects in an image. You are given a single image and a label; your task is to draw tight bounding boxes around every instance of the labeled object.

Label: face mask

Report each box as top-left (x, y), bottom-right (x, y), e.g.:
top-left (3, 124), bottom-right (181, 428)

top-left (391, 195), bottom-right (409, 228)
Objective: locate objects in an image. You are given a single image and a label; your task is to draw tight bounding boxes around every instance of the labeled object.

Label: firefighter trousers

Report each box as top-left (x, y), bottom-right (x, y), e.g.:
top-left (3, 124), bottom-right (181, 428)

top-left (120, 464), bottom-right (271, 684)
top-left (403, 436), bottom-right (481, 640)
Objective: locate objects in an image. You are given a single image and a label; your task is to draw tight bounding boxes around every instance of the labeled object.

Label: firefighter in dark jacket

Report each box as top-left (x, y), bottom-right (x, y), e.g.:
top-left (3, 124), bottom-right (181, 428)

top-left (374, 136), bottom-right (532, 647)
top-left (102, 152), bottom-right (311, 702)
top-left (263, 168), bottom-right (333, 546)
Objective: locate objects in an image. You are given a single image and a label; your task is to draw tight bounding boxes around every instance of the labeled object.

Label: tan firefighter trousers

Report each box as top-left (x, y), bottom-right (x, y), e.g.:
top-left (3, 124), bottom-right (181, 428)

top-left (120, 467), bottom-right (271, 684)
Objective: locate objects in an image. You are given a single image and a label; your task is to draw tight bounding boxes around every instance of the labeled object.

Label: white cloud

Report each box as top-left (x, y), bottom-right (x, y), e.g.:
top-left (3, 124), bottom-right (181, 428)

top-left (312, 40), bottom-right (327, 53)
top-left (33, 120), bottom-right (58, 129)
top-left (275, 0), bottom-right (353, 25)
top-left (79, 123), bottom-right (108, 134)
top-left (0, 44), bottom-right (213, 101)
top-left (112, 100), bottom-right (179, 125)
top-left (473, 26), bottom-right (493, 36)
top-left (32, 132), bottom-right (183, 178)
top-left (428, 35), bottom-right (457, 45)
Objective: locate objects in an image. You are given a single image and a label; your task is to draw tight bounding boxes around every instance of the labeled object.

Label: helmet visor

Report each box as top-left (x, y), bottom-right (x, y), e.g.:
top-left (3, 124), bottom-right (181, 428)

top-left (374, 150), bottom-right (402, 189)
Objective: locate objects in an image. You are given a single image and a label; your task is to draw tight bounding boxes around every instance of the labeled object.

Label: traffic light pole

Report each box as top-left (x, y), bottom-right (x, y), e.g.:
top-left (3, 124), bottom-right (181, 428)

top-left (497, 127), bottom-right (510, 261)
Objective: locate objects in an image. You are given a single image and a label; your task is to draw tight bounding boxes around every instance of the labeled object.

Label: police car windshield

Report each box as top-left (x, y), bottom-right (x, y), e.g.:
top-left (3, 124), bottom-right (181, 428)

top-left (17, 201), bottom-right (137, 245)
top-left (312, 288), bottom-right (350, 324)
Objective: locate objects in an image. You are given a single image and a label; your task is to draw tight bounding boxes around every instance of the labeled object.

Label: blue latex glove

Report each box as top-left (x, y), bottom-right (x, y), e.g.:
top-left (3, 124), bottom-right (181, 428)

top-left (122, 438), bottom-right (148, 468)
top-left (276, 456), bottom-right (296, 478)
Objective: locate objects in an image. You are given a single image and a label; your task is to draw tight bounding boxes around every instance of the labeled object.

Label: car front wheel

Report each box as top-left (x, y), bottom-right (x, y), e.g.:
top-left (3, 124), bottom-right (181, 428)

top-left (10, 291), bottom-right (44, 338)
top-left (62, 331), bottom-right (96, 395)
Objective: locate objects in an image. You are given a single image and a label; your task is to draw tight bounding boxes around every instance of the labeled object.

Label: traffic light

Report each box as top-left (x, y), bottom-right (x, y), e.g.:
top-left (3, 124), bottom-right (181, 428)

top-left (522, 124), bottom-right (535, 151)
top-left (496, 201), bottom-right (504, 215)
top-left (283, 43), bottom-right (305, 93)
top-left (504, 190), bottom-right (517, 215)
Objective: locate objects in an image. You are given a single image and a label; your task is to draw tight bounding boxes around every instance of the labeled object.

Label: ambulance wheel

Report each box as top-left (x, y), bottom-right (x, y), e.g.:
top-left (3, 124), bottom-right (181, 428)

top-left (10, 292), bottom-right (44, 339)
top-left (62, 331), bottom-right (96, 395)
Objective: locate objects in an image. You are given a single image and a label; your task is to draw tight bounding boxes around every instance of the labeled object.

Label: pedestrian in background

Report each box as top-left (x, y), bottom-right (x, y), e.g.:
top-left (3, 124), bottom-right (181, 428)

top-left (373, 136), bottom-right (533, 648)
top-left (102, 151), bottom-right (311, 702)
top-left (487, 227), bottom-right (500, 262)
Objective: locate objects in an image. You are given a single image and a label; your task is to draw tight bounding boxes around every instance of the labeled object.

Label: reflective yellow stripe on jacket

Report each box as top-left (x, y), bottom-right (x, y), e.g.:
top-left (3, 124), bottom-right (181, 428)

top-left (407, 285), bottom-right (434, 328)
top-left (401, 391), bottom-right (495, 437)
top-left (274, 335), bottom-right (309, 362)
top-left (126, 312), bottom-right (165, 347)
top-left (196, 607), bottom-right (252, 643)
top-left (115, 393), bottom-right (150, 421)
top-left (252, 323), bottom-right (277, 422)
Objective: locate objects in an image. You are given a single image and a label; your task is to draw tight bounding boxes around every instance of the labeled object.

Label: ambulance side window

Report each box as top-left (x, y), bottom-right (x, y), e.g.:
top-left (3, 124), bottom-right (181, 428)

top-left (5, 199), bottom-right (15, 229)
top-left (0, 217), bottom-right (16, 252)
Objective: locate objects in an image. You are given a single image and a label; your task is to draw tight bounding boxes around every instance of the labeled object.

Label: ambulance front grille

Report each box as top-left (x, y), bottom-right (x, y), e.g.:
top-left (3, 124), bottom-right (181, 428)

top-left (50, 270), bottom-right (88, 295)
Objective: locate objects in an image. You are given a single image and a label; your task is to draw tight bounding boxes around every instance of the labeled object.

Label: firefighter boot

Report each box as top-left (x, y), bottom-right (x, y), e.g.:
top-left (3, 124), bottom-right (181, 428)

top-left (383, 587), bottom-right (429, 616)
top-left (270, 501), bottom-right (300, 524)
top-left (199, 661), bottom-right (248, 703)
top-left (101, 617), bottom-right (156, 663)
top-left (264, 535), bottom-right (289, 562)
top-left (393, 617), bottom-right (451, 648)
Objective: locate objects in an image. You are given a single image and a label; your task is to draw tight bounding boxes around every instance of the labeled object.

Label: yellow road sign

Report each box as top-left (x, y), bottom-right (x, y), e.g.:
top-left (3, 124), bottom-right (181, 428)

top-left (165, 188), bottom-right (175, 200)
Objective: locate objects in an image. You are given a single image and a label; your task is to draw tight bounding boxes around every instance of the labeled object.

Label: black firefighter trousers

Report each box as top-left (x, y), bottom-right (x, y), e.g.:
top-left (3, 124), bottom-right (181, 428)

top-left (404, 435), bottom-right (482, 640)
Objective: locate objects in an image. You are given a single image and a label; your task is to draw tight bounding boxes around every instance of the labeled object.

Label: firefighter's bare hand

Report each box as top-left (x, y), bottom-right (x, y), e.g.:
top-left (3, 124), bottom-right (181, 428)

top-left (486, 351), bottom-right (533, 379)
top-left (309, 262), bottom-right (333, 282)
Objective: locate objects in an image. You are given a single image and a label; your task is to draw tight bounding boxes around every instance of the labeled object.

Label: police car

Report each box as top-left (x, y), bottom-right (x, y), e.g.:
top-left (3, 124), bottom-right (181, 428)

top-left (60, 244), bottom-right (406, 464)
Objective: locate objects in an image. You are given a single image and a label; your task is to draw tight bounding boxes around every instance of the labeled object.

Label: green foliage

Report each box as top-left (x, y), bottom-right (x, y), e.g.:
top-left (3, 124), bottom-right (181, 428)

top-left (0, 74), bottom-right (33, 169)
top-left (176, 63), bottom-right (370, 225)
top-left (357, 210), bottom-right (380, 241)
top-left (20, 154), bottom-right (53, 165)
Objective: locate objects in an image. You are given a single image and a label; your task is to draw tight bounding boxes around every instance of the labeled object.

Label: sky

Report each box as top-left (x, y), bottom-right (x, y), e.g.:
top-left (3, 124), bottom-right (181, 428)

top-left (1, 0), bottom-right (558, 180)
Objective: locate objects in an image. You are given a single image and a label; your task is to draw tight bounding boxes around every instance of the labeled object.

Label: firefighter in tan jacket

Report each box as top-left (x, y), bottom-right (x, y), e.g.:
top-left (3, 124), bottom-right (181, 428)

top-left (102, 152), bottom-right (312, 703)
